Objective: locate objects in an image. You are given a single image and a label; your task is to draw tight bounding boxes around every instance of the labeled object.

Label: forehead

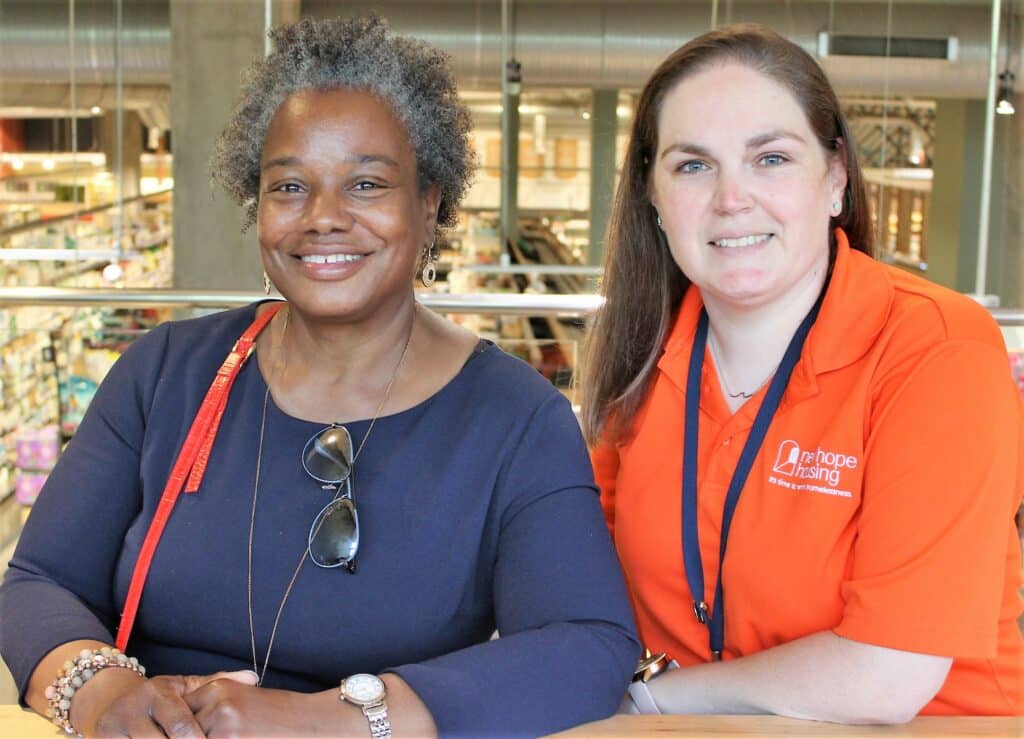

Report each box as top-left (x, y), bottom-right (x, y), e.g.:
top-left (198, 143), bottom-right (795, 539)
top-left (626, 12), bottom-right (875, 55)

top-left (262, 88), bottom-right (413, 159)
top-left (656, 62), bottom-right (813, 146)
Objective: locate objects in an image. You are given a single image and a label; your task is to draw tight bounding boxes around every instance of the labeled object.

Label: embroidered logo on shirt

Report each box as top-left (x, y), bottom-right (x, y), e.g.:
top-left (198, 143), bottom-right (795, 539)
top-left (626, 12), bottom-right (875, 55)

top-left (768, 440), bottom-right (856, 499)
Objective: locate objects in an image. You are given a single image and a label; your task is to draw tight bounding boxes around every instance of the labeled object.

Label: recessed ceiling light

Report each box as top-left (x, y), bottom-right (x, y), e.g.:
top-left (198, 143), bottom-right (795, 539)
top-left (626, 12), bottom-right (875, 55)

top-left (42, 159), bottom-right (55, 171)
top-left (11, 159), bottom-right (24, 171)
top-left (90, 105), bottom-right (103, 115)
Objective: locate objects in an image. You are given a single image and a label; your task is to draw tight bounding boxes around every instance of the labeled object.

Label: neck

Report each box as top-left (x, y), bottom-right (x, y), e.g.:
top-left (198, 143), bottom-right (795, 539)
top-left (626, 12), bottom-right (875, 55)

top-left (268, 295), bottom-right (419, 420)
top-left (704, 264), bottom-right (827, 404)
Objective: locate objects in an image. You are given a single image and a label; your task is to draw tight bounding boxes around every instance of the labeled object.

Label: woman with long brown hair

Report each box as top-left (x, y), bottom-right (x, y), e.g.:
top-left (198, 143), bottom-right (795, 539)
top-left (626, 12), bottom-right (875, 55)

top-left (584, 24), bottom-right (1022, 721)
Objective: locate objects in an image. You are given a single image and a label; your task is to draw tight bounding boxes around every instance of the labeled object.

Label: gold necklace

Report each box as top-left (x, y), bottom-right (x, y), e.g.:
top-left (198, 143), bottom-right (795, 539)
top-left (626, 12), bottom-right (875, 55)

top-left (246, 305), bottom-right (415, 686)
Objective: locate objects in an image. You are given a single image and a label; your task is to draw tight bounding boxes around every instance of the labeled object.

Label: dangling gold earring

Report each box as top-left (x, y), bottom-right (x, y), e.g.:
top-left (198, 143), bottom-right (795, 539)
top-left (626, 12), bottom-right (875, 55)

top-left (421, 241), bottom-right (436, 287)
top-left (263, 271), bottom-right (272, 294)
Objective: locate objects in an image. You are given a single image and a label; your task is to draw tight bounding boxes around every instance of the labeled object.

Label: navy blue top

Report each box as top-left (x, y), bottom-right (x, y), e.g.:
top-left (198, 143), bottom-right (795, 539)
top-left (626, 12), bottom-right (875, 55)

top-left (0, 303), bottom-right (639, 736)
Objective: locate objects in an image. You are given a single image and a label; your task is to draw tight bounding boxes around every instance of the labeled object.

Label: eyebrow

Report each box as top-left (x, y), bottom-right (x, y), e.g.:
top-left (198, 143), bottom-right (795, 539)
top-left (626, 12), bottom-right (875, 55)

top-left (659, 129), bottom-right (807, 159)
top-left (261, 153), bottom-right (401, 171)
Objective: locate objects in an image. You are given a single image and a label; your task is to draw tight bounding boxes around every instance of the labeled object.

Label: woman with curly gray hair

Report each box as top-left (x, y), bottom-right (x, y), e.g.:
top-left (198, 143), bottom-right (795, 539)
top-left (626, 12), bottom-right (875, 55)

top-left (0, 15), bottom-right (639, 738)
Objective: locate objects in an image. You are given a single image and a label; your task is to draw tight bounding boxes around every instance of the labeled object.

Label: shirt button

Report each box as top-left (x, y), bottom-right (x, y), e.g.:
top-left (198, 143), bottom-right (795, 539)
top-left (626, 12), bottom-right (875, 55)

top-left (723, 438), bottom-right (731, 447)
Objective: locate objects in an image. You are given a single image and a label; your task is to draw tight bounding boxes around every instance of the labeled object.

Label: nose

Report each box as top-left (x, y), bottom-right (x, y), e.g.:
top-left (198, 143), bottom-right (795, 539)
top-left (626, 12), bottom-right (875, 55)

top-left (305, 188), bottom-right (354, 234)
top-left (712, 167), bottom-right (754, 215)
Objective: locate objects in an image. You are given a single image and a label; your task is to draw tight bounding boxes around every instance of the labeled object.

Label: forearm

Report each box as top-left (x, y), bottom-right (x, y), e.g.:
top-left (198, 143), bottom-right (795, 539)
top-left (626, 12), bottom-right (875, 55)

top-left (392, 619), bottom-right (636, 735)
top-left (648, 631), bottom-right (951, 724)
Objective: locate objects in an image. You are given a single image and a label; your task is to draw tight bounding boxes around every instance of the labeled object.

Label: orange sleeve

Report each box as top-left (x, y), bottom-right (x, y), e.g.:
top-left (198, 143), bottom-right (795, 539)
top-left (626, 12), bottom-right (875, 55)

top-left (590, 440), bottom-right (620, 537)
top-left (834, 340), bottom-right (1023, 658)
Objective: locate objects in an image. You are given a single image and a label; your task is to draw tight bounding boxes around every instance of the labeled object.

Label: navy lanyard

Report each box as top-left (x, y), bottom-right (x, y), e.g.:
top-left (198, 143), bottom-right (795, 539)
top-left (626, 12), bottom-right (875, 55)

top-left (681, 291), bottom-right (825, 661)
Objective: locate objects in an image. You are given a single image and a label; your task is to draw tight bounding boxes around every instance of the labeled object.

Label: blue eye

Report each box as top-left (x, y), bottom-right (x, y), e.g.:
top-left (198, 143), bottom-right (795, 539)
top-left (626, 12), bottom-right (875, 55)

top-left (760, 154), bottom-right (788, 166)
top-left (678, 160), bottom-right (709, 174)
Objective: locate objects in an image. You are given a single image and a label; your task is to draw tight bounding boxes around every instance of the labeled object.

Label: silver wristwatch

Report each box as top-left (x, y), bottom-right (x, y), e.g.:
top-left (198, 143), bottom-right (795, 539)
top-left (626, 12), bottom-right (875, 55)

top-left (339, 673), bottom-right (391, 738)
top-left (628, 652), bottom-right (679, 714)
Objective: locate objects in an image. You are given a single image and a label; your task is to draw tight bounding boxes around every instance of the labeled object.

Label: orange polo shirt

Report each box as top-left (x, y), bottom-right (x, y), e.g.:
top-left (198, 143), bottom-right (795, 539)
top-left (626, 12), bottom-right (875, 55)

top-left (593, 231), bottom-right (1024, 715)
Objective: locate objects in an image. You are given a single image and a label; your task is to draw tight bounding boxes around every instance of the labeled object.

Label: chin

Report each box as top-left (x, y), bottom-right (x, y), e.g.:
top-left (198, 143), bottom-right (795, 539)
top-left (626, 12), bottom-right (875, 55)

top-left (708, 275), bottom-right (778, 306)
top-left (283, 293), bottom-right (372, 322)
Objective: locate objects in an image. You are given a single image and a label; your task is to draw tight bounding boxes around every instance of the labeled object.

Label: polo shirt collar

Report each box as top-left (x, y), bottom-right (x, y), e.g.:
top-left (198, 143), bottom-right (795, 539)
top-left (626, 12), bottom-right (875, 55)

top-left (809, 229), bottom-right (893, 374)
top-left (656, 229), bottom-right (894, 396)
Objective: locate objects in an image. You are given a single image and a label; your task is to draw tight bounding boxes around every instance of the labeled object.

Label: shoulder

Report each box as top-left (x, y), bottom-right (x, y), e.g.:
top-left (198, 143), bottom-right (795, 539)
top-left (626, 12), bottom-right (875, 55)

top-left (839, 250), bottom-right (1007, 361)
top-left (128, 302), bottom-right (262, 374)
top-left (459, 341), bottom-right (573, 418)
top-left (883, 263), bottom-right (1005, 349)
top-left (94, 303), bottom-right (264, 413)
top-left (161, 302), bottom-right (264, 353)
top-left (849, 259), bottom-right (1017, 408)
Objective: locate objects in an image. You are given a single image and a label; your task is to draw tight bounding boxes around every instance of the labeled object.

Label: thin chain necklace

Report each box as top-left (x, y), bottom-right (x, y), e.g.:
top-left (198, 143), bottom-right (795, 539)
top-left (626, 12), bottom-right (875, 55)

top-left (706, 329), bottom-right (778, 401)
top-left (246, 305), bottom-right (415, 686)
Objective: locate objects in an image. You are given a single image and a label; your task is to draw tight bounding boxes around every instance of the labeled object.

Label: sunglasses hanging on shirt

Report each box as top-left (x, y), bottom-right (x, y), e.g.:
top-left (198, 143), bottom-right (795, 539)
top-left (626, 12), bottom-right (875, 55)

top-left (303, 424), bottom-right (360, 571)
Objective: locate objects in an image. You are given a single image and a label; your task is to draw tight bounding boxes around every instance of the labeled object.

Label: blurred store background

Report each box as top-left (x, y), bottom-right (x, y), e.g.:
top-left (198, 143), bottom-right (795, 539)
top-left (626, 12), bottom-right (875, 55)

top-left (0, 0), bottom-right (1022, 703)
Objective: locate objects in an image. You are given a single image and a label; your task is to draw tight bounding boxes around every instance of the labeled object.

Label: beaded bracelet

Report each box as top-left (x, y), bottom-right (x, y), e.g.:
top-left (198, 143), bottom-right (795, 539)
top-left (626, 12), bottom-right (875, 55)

top-left (44, 646), bottom-right (146, 736)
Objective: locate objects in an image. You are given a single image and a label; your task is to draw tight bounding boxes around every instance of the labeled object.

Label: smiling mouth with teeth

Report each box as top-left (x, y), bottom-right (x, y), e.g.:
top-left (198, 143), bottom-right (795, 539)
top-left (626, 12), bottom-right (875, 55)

top-left (712, 234), bottom-right (773, 248)
top-left (299, 253), bottom-right (367, 264)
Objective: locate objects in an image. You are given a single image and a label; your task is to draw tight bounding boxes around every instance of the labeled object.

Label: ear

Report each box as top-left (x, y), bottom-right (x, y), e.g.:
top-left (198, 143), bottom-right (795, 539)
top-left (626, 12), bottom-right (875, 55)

top-left (648, 189), bottom-right (663, 223)
top-left (828, 138), bottom-right (849, 205)
top-left (421, 183), bottom-right (441, 242)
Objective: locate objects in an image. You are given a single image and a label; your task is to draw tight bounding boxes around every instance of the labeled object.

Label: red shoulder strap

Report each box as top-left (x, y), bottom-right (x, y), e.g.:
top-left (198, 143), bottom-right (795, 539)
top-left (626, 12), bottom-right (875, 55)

top-left (115, 302), bottom-right (285, 651)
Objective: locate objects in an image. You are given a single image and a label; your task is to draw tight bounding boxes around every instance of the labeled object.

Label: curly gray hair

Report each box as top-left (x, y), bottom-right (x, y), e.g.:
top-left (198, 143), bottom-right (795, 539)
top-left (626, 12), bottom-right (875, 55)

top-left (211, 14), bottom-right (475, 233)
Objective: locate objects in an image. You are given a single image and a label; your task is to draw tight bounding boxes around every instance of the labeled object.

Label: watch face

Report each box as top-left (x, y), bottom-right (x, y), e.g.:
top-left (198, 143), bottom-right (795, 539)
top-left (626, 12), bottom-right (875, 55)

top-left (342, 674), bottom-right (385, 704)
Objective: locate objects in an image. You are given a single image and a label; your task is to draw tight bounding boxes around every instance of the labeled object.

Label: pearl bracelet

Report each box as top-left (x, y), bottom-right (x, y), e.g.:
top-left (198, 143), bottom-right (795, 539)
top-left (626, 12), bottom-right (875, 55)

top-left (44, 646), bottom-right (146, 736)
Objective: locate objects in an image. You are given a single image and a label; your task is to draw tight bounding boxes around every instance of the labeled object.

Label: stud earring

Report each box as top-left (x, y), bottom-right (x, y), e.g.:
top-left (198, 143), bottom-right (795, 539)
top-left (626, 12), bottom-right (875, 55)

top-left (421, 241), bottom-right (436, 287)
top-left (655, 213), bottom-right (663, 227)
top-left (263, 271), bottom-right (272, 295)
top-left (832, 200), bottom-right (842, 216)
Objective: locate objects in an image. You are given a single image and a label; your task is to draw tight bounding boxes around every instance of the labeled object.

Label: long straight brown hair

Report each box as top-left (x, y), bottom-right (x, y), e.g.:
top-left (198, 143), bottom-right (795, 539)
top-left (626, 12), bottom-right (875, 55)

top-left (581, 24), bottom-right (874, 446)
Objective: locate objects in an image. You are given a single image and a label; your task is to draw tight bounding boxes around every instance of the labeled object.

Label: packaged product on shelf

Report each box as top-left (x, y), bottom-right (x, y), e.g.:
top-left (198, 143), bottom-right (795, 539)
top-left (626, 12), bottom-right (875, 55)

top-left (13, 425), bottom-right (59, 506)
top-left (14, 425), bottom-right (59, 471)
top-left (59, 375), bottom-right (99, 437)
top-left (1009, 351), bottom-right (1024, 398)
top-left (14, 473), bottom-right (47, 506)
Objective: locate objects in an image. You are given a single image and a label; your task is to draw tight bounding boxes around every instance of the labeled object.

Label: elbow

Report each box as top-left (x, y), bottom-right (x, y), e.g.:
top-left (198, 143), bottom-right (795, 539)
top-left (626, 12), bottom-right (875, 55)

top-left (854, 702), bottom-right (925, 726)
top-left (814, 698), bottom-right (924, 726)
top-left (827, 666), bottom-right (950, 725)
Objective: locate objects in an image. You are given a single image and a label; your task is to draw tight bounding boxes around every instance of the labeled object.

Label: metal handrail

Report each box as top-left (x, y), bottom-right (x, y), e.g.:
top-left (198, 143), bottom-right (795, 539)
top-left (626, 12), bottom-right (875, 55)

top-left (0, 287), bottom-right (602, 317)
top-left (992, 309), bottom-right (1024, 327)
top-left (0, 287), bottom-right (1020, 325)
top-left (452, 265), bottom-right (602, 276)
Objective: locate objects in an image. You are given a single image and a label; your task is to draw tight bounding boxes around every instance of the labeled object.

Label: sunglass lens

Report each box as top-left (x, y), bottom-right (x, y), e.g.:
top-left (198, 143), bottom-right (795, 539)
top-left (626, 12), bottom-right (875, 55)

top-left (303, 427), bottom-right (352, 483)
top-left (309, 498), bottom-right (359, 568)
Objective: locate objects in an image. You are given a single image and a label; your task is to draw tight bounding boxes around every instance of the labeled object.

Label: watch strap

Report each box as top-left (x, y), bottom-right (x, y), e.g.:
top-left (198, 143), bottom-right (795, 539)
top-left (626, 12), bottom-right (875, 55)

top-left (363, 703), bottom-right (391, 739)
